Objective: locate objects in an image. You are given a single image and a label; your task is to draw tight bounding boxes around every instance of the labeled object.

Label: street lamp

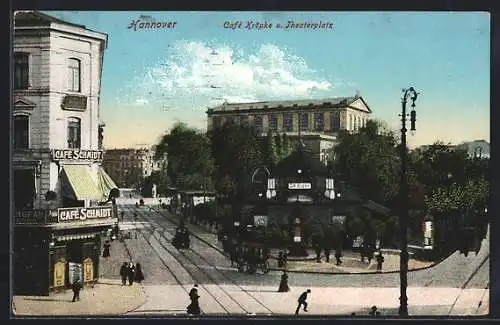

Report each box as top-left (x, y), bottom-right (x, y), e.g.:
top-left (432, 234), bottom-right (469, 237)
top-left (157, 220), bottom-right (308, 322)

top-left (399, 87), bottom-right (418, 316)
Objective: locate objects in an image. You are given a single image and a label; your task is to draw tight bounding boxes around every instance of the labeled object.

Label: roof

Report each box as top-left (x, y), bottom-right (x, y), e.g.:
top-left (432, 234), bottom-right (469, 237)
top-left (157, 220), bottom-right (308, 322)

top-left (273, 144), bottom-right (330, 177)
top-left (14, 11), bottom-right (87, 29)
top-left (208, 95), bottom-right (371, 113)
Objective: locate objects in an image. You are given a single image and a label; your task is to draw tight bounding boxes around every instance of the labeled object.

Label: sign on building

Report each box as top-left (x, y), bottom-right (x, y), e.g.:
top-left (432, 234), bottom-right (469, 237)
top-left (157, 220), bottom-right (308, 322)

top-left (53, 259), bottom-right (66, 287)
top-left (58, 206), bottom-right (113, 222)
top-left (68, 262), bottom-right (83, 284)
top-left (288, 182), bottom-right (312, 190)
top-left (330, 215), bottom-right (346, 224)
top-left (253, 215), bottom-right (268, 227)
top-left (51, 149), bottom-right (103, 162)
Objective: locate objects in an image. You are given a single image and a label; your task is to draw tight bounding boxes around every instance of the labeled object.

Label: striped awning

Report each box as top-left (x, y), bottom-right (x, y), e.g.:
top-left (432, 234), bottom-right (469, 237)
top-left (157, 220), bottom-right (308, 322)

top-left (97, 167), bottom-right (118, 201)
top-left (62, 165), bottom-right (102, 201)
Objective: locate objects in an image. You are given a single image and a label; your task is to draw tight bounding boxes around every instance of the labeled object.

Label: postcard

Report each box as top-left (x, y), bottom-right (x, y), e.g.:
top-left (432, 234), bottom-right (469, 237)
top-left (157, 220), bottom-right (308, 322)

top-left (11, 10), bottom-right (490, 318)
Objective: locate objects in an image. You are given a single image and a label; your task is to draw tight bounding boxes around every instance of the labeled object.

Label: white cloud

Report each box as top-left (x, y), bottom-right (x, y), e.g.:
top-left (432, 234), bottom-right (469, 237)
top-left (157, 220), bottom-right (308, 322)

top-left (118, 40), bottom-right (336, 110)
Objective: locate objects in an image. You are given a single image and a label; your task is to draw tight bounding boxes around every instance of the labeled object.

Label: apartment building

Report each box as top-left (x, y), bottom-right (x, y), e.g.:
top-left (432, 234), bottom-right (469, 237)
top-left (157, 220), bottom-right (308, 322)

top-left (206, 96), bottom-right (372, 163)
top-left (12, 11), bottom-right (117, 295)
top-left (102, 148), bottom-right (162, 188)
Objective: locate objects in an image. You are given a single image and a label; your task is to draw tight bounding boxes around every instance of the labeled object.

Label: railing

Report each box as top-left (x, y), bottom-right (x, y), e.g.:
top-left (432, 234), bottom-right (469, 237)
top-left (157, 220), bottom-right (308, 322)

top-left (14, 209), bottom-right (59, 224)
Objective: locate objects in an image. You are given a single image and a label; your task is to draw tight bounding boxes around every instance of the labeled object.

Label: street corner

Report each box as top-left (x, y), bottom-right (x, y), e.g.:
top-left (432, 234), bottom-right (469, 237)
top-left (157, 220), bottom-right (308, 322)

top-left (12, 278), bottom-right (146, 316)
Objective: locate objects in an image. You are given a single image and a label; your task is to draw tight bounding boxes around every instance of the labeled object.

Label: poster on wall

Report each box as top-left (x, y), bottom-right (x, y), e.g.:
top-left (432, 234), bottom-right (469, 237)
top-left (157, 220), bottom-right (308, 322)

top-left (83, 258), bottom-right (94, 283)
top-left (68, 262), bottom-right (83, 284)
top-left (53, 260), bottom-right (66, 287)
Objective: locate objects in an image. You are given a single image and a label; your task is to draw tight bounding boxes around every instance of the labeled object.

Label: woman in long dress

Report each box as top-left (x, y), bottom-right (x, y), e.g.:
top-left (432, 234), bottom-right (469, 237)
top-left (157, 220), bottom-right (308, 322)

top-left (135, 263), bottom-right (145, 283)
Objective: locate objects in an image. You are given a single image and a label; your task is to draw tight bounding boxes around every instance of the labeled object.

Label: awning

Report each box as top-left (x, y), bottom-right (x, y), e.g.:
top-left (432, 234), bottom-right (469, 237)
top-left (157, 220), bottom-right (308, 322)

top-left (97, 167), bottom-right (118, 201)
top-left (62, 165), bottom-right (102, 201)
top-left (55, 232), bottom-right (100, 242)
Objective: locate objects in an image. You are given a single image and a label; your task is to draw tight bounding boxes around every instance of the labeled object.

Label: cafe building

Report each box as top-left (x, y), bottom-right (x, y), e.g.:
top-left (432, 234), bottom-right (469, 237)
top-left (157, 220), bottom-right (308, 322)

top-left (12, 11), bottom-right (118, 295)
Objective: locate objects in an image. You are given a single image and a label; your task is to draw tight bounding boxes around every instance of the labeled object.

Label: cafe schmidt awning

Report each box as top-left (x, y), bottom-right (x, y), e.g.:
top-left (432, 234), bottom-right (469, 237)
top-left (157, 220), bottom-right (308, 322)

top-left (61, 165), bottom-right (118, 202)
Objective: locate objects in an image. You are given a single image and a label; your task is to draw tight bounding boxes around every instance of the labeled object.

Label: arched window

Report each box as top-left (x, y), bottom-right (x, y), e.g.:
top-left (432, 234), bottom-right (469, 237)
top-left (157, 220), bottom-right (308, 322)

top-left (67, 58), bottom-right (81, 92)
top-left (67, 117), bottom-right (81, 149)
top-left (13, 115), bottom-right (29, 149)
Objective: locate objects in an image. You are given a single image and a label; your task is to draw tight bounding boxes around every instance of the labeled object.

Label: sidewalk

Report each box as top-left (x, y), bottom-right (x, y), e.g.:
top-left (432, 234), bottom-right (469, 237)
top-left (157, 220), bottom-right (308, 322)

top-left (12, 278), bottom-right (146, 316)
top-left (150, 207), bottom-right (434, 274)
top-left (13, 232), bottom-right (146, 317)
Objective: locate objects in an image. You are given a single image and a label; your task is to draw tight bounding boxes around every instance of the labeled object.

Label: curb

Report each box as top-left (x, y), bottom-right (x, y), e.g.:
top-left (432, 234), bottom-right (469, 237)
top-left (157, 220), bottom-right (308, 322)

top-left (148, 206), bottom-right (444, 276)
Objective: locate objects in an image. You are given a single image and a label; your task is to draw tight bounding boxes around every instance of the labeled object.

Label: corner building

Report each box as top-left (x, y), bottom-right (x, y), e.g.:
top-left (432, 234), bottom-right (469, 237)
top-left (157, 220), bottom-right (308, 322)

top-left (12, 11), bottom-right (118, 295)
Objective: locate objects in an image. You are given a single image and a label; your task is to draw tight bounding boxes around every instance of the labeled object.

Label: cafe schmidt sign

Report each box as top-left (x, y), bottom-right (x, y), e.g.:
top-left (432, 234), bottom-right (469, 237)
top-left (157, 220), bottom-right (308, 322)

top-left (51, 149), bottom-right (103, 162)
top-left (58, 206), bottom-right (113, 223)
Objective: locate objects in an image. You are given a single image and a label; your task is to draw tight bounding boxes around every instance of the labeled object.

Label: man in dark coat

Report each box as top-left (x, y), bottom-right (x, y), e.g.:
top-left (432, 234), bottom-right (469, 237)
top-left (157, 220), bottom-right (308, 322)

top-left (295, 289), bottom-right (311, 315)
top-left (187, 284), bottom-right (201, 315)
top-left (127, 262), bottom-right (136, 285)
top-left (120, 262), bottom-right (128, 285)
top-left (135, 263), bottom-right (145, 283)
top-left (71, 278), bottom-right (82, 302)
top-left (102, 240), bottom-right (111, 258)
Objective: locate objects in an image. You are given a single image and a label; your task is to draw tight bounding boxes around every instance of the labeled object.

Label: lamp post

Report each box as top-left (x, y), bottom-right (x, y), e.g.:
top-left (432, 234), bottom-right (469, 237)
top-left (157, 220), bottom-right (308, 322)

top-left (399, 87), bottom-right (418, 316)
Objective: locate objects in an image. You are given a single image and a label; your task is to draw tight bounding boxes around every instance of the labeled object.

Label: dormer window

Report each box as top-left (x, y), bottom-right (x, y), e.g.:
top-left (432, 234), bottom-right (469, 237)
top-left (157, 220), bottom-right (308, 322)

top-left (67, 58), bottom-right (81, 92)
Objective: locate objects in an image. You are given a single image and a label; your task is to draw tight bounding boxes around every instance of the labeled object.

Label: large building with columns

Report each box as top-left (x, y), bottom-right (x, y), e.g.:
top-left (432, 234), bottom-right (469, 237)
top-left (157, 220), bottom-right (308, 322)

top-left (206, 95), bottom-right (372, 163)
top-left (12, 11), bottom-right (118, 295)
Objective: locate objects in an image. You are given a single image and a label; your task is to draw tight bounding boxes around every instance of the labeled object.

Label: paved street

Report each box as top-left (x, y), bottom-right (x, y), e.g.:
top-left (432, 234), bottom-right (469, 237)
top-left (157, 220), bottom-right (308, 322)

top-left (113, 203), bottom-right (489, 316)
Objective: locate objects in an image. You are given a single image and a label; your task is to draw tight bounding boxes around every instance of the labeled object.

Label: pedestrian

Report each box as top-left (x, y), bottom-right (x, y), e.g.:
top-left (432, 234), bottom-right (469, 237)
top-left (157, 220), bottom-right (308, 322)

top-left (135, 263), bottom-right (145, 283)
top-left (335, 249), bottom-right (343, 266)
top-left (369, 305), bottom-right (380, 317)
top-left (120, 211), bottom-right (124, 221)
top-left (324, 247), bottom-right (331, 263)
top-left (278, 250), bottom-right (284, 267)
top-left (376, 251), bottom-right (384, 272)
top-left (120, 262), bottom-right (128, 285)
top-left (71, 278), bottom-right (82, 302)
top-left (102, 240), bottom-right (111, 258)
top-left (187, 284), bottom-right (201, 315)
top-left (295, 289), bottom-right (311, 315)
top-left (127, 262), bottom-right (136, 285)
top-left (278, 270), bottom-right (290, 292)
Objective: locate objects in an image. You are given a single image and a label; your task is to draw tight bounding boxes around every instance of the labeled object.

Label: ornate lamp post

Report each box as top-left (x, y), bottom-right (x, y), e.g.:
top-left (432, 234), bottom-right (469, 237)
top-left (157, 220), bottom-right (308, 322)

top-left (399, 87), bottom-right (418, 316)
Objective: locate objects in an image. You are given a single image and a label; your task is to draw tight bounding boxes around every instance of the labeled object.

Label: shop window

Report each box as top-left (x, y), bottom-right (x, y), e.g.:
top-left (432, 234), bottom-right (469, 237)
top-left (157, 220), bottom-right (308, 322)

top-left (67, 58), bottom-right (81, 92)
top-left (67, 117), bottom-right (81, 149)
top-left (14, 52), bottom-right (29, 90)
top-left (13, 115), bottom-right (29, 149)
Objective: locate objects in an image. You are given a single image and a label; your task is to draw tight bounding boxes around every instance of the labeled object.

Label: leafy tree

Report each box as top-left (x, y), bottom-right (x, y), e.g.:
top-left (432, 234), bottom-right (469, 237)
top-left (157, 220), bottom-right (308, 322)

top-left (155, 122), bottom-right (214, 190)
top-left (281, 133), bottom-right (293, 160)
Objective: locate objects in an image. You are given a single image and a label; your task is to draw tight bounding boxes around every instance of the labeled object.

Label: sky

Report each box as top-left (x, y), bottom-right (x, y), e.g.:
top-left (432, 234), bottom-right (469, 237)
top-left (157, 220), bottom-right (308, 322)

top-left (45, 11), bottom-right (490, 149)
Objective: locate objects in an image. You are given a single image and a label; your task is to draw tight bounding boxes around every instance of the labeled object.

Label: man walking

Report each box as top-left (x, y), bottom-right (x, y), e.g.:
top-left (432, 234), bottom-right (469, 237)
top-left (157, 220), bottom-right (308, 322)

top-left (71, 278), bottom-right (82, 302)
top-left (120, 262), bottom-right (128, 285)
top-left (295, 289), bottom-right (311, 315)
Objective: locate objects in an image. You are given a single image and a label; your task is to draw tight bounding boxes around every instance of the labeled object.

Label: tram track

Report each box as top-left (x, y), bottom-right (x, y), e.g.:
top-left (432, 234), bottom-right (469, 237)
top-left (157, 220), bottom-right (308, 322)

top-left (119, 205), bottom-right (274, 315)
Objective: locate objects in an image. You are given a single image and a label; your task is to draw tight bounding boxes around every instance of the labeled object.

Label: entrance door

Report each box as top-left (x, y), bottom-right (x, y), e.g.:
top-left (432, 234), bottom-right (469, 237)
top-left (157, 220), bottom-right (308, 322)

top-left (13, 169), bottom-right (35, 211)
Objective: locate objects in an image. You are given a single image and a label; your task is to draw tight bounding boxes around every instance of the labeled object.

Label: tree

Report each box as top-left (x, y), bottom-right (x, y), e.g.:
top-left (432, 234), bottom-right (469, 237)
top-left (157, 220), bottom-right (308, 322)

top-left (281, 133), bottom-right (293, 160)
top-left (333, 119), bottom-right (401, 206)
top-left (155, 122), bottom-right (214, 190)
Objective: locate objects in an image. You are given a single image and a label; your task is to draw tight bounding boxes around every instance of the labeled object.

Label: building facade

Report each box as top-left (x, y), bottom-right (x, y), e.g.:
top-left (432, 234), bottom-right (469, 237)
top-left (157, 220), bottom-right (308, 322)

top-left (206, 96), bottom-right (373, 163)
top-left (12, 11), bottom-right (118, 295)
top-left (102, 148), bottom-right (162, 189)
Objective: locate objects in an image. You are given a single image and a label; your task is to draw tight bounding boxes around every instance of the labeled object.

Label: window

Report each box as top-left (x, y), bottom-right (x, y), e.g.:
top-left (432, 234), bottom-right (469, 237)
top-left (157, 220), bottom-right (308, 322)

top-left (14, 53), bottom-right (29, 90)
top-left (240, 115), bottom-right (249, 126)
top-left (283, 112), bottom-right (293, 132)
top-left (67, 117), bottom-right (81, 149)
top-left (299, 112), bottom-right (309, 132)
top-left (67, 58), bottom-right (81, 92)
top-left (269, 114), bottom-right (278, 132)
top-left (213, 117), bottom-right (222, 129)
top-left (314, 112), bottom-right (324, 131)
top-left (13, 115), bottom-right (29, 149)
top-left (254, 115), bottom-right (263, 133)
top-left (330, 111), bottom-right (340, 132)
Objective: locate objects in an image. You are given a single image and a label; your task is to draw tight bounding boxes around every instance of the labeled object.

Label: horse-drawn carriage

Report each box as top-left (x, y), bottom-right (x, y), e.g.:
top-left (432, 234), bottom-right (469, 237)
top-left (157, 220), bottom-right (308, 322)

top-left (226, 240), bottom-right (270, 274)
